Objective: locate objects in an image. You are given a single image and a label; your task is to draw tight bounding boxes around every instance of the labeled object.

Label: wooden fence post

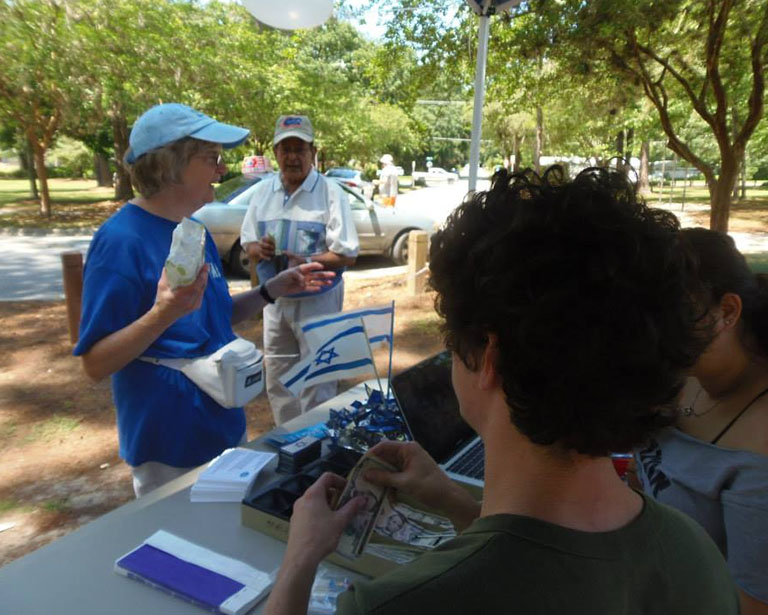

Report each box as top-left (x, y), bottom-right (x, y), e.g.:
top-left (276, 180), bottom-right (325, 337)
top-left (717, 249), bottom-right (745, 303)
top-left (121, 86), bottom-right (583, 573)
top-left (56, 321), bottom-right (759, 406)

top-left (61, 251), bottom-right (83, 344)
top-left (406, 230), bottom-right (428, 295)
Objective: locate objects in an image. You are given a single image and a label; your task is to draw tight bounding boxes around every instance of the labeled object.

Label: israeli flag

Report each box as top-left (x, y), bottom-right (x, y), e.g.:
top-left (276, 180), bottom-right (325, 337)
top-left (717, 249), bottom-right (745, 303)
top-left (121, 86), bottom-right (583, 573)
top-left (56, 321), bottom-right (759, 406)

top-left (300, 303), bottom-right (395, 352)
top-left (281, 318), bottom-right (375, 396)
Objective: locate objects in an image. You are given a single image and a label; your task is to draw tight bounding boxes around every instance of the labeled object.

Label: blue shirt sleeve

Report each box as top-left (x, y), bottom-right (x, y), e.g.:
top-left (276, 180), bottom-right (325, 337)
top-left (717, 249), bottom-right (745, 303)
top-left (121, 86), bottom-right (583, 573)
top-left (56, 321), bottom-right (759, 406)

top-left (74, 250), bottom-right (149, 356)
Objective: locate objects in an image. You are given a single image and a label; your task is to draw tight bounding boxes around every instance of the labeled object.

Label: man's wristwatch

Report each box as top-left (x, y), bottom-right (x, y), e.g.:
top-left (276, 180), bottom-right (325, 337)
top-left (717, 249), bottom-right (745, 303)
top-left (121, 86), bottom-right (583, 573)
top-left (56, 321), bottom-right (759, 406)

top-left (259, 283), bottom-right (275, 304)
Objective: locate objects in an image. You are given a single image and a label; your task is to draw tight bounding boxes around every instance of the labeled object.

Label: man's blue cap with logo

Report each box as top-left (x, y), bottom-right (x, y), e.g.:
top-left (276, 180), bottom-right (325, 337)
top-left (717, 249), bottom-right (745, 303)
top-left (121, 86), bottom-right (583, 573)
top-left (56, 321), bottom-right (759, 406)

top-left (273, 115), bottom-right (314, 146)
top-left (125, 103), bottom-right (250, 164)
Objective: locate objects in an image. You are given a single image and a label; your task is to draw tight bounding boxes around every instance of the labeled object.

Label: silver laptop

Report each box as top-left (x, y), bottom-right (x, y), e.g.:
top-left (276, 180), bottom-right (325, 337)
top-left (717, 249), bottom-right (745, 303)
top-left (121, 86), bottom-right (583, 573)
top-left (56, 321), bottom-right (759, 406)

top-left (391, 351), bottom-right (484, 488)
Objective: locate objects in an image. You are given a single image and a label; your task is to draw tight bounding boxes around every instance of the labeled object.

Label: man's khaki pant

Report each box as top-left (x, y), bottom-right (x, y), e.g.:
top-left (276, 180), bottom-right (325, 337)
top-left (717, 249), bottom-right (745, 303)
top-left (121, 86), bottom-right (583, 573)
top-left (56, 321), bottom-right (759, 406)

top-left (262, 282), bottom-right (344, 425)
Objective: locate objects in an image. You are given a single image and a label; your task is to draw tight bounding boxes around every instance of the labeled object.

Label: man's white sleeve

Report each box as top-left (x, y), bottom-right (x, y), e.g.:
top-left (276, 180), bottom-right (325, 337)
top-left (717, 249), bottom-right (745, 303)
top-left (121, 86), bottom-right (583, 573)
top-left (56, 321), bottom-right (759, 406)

top-left (240, 190), bottom-right (261, 247)
top-left (325, 181), bottom-right (359, 257)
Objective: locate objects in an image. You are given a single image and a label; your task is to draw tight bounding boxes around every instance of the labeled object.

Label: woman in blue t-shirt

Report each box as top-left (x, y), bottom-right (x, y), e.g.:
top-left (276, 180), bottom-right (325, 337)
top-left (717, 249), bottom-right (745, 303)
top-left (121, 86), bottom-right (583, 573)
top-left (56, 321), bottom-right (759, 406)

top-left (74, 103), bottom-right (333, 497)
top-left (635, 228), bottom-right (768, 614)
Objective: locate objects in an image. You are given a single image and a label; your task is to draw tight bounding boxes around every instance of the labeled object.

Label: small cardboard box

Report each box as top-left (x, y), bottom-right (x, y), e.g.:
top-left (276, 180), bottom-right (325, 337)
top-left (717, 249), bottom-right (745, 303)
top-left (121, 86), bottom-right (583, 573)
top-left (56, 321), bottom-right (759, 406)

top-left (241, 448), bottom-right (479, 578)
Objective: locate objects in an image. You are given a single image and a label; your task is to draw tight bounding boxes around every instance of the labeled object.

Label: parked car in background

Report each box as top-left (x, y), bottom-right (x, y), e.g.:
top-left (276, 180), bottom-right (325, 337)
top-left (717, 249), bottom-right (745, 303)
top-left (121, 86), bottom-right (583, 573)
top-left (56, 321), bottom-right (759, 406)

top-left (412, 167), bottom-right (459, 185)
top-left (459, 164), bottom-right (492, 179)
top-left (650, 160), bottom-right (701, 181)
top-left (324, 167), bottom-right (368, 190)
top-left (194, 175), bottom-right (439, 277)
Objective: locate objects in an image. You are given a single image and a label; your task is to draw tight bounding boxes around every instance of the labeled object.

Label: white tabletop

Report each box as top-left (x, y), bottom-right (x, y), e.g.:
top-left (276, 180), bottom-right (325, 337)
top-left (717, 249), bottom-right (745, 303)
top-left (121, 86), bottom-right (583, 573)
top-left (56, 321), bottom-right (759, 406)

top-left (0, 382), bottom-right (374, 614)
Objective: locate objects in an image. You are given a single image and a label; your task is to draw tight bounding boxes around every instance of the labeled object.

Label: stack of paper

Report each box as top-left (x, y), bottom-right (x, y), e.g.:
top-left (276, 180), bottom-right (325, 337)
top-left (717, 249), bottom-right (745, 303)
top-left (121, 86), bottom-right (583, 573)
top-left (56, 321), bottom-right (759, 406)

top-left (115, 530), bottom-right (274, 615)
top-left (191, 448), bottom-right (275, 503)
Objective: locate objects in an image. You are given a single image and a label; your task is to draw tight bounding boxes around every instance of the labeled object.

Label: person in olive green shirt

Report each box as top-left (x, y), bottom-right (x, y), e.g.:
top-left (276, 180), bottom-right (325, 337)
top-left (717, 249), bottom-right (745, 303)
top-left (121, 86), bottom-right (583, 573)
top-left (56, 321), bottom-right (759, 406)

top-left (264, 166), bottom-right (739, 615)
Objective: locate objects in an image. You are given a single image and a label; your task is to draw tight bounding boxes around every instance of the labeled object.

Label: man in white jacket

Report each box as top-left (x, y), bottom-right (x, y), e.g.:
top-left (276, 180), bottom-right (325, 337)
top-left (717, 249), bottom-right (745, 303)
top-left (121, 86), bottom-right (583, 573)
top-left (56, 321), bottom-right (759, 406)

top-left (241, 115), bottom-right (359, 424)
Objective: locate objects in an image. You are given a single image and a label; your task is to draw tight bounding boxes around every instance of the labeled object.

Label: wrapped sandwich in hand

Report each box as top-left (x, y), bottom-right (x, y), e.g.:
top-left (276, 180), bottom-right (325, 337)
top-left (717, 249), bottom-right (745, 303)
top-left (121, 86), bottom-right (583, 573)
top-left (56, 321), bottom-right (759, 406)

top-left (165, 217), bottom-right (206, 289)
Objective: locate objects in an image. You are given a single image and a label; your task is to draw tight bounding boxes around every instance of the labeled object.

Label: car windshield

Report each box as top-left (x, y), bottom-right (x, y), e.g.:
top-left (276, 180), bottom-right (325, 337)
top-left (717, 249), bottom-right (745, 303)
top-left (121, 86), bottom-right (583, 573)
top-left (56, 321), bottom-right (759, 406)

top-left (214, 174), bottom-right (263, 203)
top-left (331, 179), bottom-right (368, 207)
top-left (326, 168), bottom-right (357, 178)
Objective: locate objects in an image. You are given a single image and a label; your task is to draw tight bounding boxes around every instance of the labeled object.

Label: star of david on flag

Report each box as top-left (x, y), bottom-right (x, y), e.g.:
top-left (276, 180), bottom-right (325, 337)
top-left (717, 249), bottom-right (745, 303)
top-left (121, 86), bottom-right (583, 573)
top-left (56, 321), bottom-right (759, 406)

top-left (280, 318), bottom-right (376, 397)
top-left (314, 348), bottom-right (338, 366)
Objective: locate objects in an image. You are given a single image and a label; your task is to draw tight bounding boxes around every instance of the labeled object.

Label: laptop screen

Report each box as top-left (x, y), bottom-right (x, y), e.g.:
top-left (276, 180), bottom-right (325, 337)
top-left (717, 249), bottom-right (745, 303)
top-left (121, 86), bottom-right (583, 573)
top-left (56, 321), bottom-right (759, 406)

top-left (391, 351), bottom-right (478, 464)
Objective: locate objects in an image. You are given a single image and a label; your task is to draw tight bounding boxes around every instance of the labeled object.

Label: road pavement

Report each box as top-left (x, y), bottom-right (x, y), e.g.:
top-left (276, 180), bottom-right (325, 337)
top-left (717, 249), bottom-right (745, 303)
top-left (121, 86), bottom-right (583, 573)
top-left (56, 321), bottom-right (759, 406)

top-left (395, 179), bottom-right (490, 224)
top-left (0, 231), bottom-right (94, 301)
top-left (0, 234), bottom-right (411, 302)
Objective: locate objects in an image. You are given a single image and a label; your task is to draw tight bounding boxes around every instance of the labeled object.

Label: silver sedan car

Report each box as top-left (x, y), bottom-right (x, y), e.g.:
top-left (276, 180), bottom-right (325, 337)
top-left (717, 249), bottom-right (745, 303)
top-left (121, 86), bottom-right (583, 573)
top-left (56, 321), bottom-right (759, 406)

top-left (194, 174), bottom-right (439, 277)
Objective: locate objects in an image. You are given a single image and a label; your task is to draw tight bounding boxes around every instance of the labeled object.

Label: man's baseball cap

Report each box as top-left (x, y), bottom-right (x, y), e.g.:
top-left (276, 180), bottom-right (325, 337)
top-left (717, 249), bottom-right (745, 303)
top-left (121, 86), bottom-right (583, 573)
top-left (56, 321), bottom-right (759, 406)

top-left (125, 103), bottom-right (250, 164)
top-left (273, 115), bottom-right (314, 146)
top-left (379, 154), bottom-right (394, 164)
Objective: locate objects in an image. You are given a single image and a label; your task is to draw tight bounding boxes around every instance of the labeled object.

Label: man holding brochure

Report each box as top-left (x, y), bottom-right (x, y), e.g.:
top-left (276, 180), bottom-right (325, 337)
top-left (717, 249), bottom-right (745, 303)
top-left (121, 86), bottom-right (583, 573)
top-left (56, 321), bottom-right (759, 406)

top-left (241, 115), bottom-right (359, 425)
top-left (264, 167), bottom-right (738, 614)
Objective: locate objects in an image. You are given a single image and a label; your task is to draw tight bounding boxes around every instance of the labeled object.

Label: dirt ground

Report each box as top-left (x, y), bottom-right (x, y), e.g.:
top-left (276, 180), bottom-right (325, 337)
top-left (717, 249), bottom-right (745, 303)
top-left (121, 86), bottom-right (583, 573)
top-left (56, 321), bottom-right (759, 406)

top-left (0, 273), bottom-right (443, 567)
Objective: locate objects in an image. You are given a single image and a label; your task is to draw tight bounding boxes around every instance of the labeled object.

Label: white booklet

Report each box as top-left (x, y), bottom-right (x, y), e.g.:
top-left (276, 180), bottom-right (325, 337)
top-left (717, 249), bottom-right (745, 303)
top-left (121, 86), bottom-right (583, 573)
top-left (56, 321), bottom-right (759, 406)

top-left (191, 448), bottom-right (275, 503)
top-left (114, 530), bottom-right (274, 615)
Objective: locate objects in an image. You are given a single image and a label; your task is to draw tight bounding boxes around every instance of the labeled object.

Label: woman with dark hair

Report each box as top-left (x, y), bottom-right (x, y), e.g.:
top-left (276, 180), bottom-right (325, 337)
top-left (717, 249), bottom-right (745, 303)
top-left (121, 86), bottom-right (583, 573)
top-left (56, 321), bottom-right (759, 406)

top-left (636, 227), bottom-right (768, 614)
top-left (74, 103), bottom-right (333, 497)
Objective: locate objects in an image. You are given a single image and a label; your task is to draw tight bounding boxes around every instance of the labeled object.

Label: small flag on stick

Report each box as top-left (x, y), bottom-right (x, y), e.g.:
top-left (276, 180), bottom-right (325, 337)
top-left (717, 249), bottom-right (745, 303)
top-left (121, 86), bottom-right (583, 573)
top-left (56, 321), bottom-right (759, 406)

top-left (300, 304), bottom-right (395, 352)
top-left (281, 318), bottom-right (377, 396)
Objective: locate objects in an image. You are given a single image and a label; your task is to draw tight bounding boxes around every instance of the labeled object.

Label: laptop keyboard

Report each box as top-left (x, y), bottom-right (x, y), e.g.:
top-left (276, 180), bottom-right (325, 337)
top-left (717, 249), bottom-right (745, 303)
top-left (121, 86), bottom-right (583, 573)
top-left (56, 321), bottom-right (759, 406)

top-left (446, 441), bottom-right (485, 479)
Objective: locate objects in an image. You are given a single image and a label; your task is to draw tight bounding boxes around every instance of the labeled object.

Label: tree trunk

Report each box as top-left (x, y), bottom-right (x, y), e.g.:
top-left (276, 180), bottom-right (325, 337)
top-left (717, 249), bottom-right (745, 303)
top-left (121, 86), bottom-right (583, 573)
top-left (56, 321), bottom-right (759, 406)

top-left (615, 130), bottom-right (624, 169)
top-left (30, 140), bottom-right (51, 217)
top-left (709, 155), bottom-right (739, 232)
top-left (732, 160), bottom-right (741, 200)
top-left (112, 111), bottom-right (133, 202)
top-left (94, 153), bottom-right (113, 187)
top-left (24, 138), bottom-right (38, 200)
top-left (534, 105), bottom-right (543, 174)
top-left (739, 152), bottom-right (747, 201)
top-left (638, 140), bottom-right (650, 194)
top-left (513, 134), bottom-right (521, 172)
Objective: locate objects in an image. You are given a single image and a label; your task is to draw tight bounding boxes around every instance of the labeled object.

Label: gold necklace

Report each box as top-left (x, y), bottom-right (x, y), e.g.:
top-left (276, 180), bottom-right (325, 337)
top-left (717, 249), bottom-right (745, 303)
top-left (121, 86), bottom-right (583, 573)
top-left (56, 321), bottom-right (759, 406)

top-left (680, 387), bottom-right (723, 417)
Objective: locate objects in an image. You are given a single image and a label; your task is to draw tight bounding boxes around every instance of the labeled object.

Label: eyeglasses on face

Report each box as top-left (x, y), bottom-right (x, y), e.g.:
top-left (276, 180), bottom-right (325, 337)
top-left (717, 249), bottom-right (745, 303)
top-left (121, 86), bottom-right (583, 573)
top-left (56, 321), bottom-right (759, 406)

top-left (277, 143), bottom-right (312, 156)
top-left (198, 152), bottom-right (224, 167)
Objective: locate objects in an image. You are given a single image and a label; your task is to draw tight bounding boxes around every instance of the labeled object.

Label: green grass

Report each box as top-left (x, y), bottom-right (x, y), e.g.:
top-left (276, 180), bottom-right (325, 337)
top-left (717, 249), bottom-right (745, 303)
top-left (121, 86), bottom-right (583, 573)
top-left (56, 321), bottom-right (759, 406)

top-left (0, 499), bottom-right (21, 514)
top-left (26, 414), bottom-right (81, 442)
top-left (409, 315), bottom-right (442, 336)
top-left (0, 178), bottom-right (113, 207)
top-left (746, 253), bottom-right (768, 273)
top-left (0, 420), bottom-right (17, 441)
top-left (41, 499), bottom-right (69, 513)
top-left (648, 180), bottom-right (768, 203)
top-left (0, 178), bottom-right (119, 230)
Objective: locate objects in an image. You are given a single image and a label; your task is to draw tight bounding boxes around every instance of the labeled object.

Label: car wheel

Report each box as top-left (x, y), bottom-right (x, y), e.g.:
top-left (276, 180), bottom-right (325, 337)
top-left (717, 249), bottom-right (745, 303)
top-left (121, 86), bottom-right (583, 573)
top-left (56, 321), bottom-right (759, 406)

top-left (229, 240), bottom-right (251, 278)
top-left (391, 232), bottom-right (411, 265)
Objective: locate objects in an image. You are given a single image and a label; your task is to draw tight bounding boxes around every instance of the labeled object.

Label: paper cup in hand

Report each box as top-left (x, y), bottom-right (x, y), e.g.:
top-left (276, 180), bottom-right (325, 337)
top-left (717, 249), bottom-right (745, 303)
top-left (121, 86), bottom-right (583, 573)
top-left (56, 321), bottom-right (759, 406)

top-left (165, 217), bottom-right (206, 289)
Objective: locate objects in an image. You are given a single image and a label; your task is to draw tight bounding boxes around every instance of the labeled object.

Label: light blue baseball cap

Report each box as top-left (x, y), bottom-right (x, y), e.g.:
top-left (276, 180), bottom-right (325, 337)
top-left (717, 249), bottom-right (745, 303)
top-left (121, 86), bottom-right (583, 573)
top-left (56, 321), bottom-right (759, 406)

top-left (125, 103), bottom-right (250, 164)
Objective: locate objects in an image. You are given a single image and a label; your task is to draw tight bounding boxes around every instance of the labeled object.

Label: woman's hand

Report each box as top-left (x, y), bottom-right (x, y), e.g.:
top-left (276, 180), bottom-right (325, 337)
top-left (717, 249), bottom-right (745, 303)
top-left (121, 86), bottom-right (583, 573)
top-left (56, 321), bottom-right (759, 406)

top-left (365, 440), bottom-right (481, 532)
top-left (267, 262), bottom-right (336, 298)
top-left (80, 265), bottom-right (209, 381)
top-left (284, 472), bottom-right (364, 565)
top-left (153, 265), bottom-right (209, 324)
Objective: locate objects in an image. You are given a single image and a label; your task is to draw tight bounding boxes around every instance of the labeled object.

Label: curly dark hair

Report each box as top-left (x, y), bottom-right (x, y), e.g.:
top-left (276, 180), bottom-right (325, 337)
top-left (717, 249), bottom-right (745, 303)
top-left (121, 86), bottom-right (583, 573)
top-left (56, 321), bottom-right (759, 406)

top-left (680, 227), bottom-right (768, 359)
top-left (429, 166), bottom-right (708, 456)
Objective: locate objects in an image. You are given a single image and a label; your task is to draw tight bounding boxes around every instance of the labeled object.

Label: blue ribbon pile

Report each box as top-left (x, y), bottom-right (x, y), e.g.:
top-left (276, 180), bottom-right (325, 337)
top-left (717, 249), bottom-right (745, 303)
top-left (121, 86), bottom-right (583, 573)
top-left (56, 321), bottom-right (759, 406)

top-left (326, 385), bottom-right (410, 453)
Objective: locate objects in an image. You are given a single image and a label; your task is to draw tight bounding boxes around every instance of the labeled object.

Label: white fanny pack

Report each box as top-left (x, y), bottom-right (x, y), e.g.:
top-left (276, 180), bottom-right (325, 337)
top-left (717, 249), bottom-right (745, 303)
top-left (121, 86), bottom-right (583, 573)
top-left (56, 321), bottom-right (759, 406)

top-left (139, 337), bottom-right (264, 409)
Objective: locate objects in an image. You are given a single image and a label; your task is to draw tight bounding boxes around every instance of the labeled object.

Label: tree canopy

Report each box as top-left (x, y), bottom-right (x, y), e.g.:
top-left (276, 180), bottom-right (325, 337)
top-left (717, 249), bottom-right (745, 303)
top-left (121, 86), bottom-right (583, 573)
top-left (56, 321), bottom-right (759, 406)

top-left (1, 0), bottom-right (766, 229)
